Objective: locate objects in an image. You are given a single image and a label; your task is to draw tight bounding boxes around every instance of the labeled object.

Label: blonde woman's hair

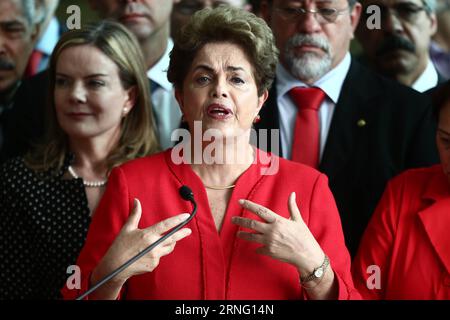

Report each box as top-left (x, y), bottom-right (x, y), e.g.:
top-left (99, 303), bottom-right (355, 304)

top-left (25, 20), bottom-right (159, 173)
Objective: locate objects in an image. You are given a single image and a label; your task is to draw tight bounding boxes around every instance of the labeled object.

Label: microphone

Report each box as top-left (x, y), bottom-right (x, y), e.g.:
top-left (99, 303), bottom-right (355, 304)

top-left (179, 185), bottom-right (194, 202)
top-left (76, 185), bottom-right (197, 300)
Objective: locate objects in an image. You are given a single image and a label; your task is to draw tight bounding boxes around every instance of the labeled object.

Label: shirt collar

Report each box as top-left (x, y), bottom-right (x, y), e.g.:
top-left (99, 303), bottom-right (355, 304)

top-left (146, 38), bottom-right (174, 92)
top-left (276, 52), bottom-right (351, 104)
top-left (36, 17), bottom-right (60, 56)
top-left (412, 59), bottom-right (439, 92)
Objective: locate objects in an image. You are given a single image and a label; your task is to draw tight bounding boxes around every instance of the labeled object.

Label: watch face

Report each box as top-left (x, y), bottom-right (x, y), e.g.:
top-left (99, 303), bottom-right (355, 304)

top-left (314, 268), bottom-right (324, 278)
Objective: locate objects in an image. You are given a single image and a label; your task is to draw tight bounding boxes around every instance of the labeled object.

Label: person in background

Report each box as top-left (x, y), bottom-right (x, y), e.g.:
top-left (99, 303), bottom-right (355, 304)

top-left (430, 0), bottom-right (450, 80)
top-left (0, 0), bottom-right (39, 157)
top-left (88, 0), bottom-right (181, 150)
top-left (356, 0), bottom-right (444, 92)
top-left (352, 80), bottom-right (450, 299)
top-left (256, 0), bottom-right (439, 257)
top-left (0, 21), bottom-right (159, 299)
top-left (249, 0), bottom-right (263, 16)
top-left (1, 0), bottom-right (181, 163)
top-left (62, 7), bottom-right (359, 300)
top-left (170, 0), bottom-right (250, 38)
top-left (23, 0), bottom-right (63, 77)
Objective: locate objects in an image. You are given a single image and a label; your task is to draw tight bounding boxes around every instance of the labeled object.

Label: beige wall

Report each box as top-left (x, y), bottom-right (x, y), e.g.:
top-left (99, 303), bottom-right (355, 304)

top-left (55, 0), bottom-right (99, 26)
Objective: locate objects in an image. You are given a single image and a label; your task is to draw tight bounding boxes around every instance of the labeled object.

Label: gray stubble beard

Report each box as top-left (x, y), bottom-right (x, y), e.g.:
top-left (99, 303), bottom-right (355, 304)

top-left (284, 34), bottom-right (333, 82)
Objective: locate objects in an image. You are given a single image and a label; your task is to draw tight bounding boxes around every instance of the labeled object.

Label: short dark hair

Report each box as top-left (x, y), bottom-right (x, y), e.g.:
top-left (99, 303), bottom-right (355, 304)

top-left (432, 81), bottom-right (450, 122)
top-left (267, 0), bottom-right (358, 8)
top-left (168, 6), bottom-right (279, 96)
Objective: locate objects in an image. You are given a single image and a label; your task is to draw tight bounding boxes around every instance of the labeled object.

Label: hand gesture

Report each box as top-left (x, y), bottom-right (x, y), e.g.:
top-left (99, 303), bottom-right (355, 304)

top-left (232, 192), bottom-right (325, 276)
top-left (93, 198), bottom-right (192, 285)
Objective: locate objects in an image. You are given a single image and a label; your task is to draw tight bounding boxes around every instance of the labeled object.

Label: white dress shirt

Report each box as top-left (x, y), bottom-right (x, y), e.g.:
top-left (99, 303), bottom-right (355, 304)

top-left (276, 53), bottom-right (351, 160)
top-left (35, 17), bottom-right (60, 73)
top-left (147, 38), bottom-right (182, 150)
top-left (411, 59), bottom-right (439, 93)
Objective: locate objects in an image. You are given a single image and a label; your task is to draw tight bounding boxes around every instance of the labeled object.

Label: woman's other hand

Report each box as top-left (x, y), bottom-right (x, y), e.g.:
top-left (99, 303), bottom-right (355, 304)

top-left (232, 192), bottom-right (324, 274)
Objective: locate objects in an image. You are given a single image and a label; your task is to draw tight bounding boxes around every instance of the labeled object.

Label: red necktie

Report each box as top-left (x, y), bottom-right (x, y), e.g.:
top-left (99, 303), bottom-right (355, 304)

top-left (24, 50), bottom-right (43, 78)
top-left (289, 87), bottom-right (326, 168)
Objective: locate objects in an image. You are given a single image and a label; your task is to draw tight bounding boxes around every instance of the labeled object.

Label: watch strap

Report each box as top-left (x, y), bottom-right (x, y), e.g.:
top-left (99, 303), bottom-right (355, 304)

top-left (300, 255), bottom-right (330, 284)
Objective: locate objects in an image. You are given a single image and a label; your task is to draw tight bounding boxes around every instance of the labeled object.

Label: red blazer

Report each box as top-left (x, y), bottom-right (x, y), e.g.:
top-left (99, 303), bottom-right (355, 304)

top-left (352, 165), bottom-right (450, 299)
top-left (62, 149), bottom-right (359, 300)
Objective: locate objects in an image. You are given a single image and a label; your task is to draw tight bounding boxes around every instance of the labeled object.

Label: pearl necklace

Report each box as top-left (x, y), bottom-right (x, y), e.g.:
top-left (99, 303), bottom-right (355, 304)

top-left (68, 165), bottom-right (108, 188)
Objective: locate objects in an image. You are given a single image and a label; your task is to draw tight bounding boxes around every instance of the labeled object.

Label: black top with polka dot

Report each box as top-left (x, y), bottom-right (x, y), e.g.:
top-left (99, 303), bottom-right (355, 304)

top-left (0, 155), bottom-right (91, 299)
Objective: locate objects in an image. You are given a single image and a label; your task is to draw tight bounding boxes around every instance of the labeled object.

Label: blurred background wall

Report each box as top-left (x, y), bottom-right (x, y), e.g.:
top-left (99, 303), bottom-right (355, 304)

top-left (55, 0), bottom-right (98, 25)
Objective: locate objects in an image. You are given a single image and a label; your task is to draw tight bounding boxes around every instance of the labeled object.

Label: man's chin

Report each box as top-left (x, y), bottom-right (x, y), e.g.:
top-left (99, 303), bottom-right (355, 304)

top-left (376, 57), bottom-right (415, 77)
top-left (121, 22), bottom-right (154, 39)
top-left (292, 49), bottom-right (324, 60)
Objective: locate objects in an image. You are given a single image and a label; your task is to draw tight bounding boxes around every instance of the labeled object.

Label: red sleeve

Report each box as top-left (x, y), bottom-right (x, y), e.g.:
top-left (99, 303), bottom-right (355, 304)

top-left (307, 173), bottom-right (361, 300)
top-left (351, 176), bottom-right (400, 300)
top-left (61, 167), bottom-right (132, 300)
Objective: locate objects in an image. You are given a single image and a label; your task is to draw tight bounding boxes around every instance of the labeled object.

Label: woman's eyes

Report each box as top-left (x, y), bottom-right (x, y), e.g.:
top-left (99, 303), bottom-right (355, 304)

top-left (55, 77), bottom-right (69, 87)
top-left (439, 136), bottom-right (450, 147)
top-left (87, 80), bottom-right (106, 88)
top-left (196, 76), bottom-right (211, 85)
top-left (231, 77), bottom-right (245, 84)
top-left (194, 75), bottom-right (245, 85)
top-left (54, 78), bottom-right (105, 88)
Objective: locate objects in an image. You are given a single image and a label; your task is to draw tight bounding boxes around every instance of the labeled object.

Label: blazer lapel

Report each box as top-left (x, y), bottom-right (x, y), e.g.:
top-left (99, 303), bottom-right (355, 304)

top-left (418, 169), bottom-right (450, 274)
top-left (319, 61), bottom-right (381, 179)
top-left (255, 84), bottom-right (282, 156)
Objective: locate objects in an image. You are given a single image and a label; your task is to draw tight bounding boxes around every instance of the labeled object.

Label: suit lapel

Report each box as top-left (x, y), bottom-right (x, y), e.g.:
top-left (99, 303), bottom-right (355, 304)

top-left (418, 169), bottom-right (450, 274)
top-left (255, 84), bottom-right (282, 156)
top-left (319, 61), bottom-right (380, 179)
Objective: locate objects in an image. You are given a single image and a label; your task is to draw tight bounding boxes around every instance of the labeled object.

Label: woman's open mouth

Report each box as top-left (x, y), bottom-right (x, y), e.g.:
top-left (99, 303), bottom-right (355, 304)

top-left (206, 104), bottom-right (233, 120)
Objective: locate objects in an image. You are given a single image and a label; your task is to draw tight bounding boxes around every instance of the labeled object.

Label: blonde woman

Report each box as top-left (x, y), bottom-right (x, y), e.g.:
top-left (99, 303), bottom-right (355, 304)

top-left (0, 21), bottom-right (159, 299)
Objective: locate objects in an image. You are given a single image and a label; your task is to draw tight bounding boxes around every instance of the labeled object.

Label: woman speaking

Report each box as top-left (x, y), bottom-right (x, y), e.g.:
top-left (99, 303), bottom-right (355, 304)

top-left (63, 6), bottom-right (358, 300)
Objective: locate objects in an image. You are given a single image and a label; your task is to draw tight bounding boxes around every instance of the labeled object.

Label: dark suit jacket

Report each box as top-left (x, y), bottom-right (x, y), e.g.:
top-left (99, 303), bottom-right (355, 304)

top-left (0, 71), bottom-right (49, 163)
top-left (255, 60), bottom-right (440, 256)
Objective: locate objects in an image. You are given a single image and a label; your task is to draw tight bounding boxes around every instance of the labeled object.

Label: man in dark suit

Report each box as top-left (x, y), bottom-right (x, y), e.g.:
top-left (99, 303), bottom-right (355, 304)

top-left (356, 0), bottom-right (444, 92)
top-left (257, 0), bottom-right (439, 256)
top-left (0, 0), bottom-right (39, 160)
top-left (0, 70), bottom-right (48, 162)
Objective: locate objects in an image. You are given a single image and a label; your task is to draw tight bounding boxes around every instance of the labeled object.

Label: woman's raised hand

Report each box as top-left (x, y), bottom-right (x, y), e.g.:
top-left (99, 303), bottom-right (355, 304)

top-left (232, 192), bottom-right (325, 277)
top-left (91, 199), bottom-right (192, 293)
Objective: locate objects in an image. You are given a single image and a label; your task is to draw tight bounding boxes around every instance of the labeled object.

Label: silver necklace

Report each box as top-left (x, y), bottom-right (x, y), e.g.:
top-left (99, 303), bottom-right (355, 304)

top-left (68, 165), bottom-right (107, 188)
top-left (204, 184), bottom-right (236, 190)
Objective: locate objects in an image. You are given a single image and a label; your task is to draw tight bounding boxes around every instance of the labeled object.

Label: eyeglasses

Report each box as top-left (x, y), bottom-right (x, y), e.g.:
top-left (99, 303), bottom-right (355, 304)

top-left (174, 1), bottom-right (228, 15)
top-left (275, 6), bottom-right (350, 24)
top-left (363, 2), bottom-right (429, 24)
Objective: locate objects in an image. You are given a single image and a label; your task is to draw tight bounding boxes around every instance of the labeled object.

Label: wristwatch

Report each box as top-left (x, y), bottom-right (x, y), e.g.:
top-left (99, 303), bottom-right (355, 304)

top-left (300, 255), bottom-right (330, 284)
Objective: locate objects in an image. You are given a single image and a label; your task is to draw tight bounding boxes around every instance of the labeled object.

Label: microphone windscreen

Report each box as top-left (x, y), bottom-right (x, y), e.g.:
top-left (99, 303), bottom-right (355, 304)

top-left (179, 185), bottom-right (194, 201)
